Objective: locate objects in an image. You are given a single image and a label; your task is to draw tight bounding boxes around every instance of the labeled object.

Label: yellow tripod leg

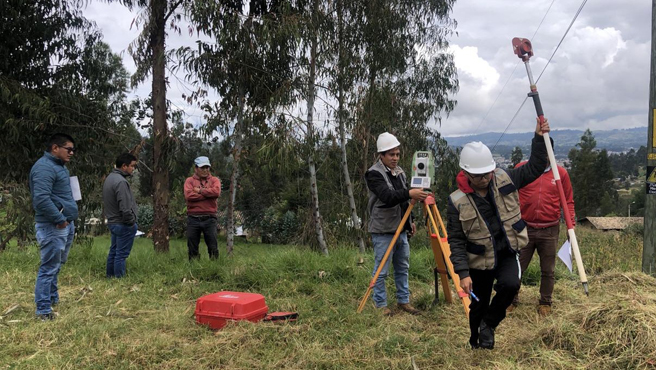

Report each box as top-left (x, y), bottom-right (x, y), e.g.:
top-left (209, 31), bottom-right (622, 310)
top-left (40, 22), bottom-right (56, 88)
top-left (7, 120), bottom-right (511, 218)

top-left (430, 203), bottom-right (471, 318)
top-left (357, 201), bottom-right (415, 313)
top-left (424, 203), bottom-right (453, 304)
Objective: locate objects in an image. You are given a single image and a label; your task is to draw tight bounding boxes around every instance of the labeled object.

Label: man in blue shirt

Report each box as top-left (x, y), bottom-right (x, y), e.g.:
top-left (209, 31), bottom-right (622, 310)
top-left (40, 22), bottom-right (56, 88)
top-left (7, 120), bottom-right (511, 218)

top-left (29, 133), bottom-right (78, 320)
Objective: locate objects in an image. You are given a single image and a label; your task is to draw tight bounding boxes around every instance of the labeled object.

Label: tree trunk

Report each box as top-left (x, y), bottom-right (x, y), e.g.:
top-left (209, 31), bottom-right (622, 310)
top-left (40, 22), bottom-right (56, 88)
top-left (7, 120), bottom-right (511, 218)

top-left (336, 0), bottom-right (365, 254)
top-left (226, 84), bottom-right (245, 255)
top-left (306, 2), bottom-right (328, 255)
top-left (359, 69), bottom-right (376, 229)
top-left (151, 0), bottom-right (170, 252)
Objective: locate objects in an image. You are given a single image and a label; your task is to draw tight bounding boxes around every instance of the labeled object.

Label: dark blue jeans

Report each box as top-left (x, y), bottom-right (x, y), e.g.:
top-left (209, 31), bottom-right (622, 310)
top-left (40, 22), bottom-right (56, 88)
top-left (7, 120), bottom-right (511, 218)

top-left (34, 221), bottom-right (75, 315)
top-left (106, 223), bottom-right (137, 278)
top-left (371, 232), bottom-right (410, 308)
top-left (187, 215), bottom-right (218, 260)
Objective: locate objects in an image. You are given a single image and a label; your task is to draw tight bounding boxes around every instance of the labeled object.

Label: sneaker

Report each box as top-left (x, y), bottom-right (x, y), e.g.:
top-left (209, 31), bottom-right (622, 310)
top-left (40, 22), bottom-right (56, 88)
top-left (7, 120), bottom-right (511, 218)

top-left (398, 303), bottom-right (421, 315)
top-left (377, 306), bottom-right (393, 317)
top-left (37, 313), bottom-right (55, 321)
top-left (478, 321), bottom-right (495, 349)
top-left (538, 304), bottom-right (552, 317)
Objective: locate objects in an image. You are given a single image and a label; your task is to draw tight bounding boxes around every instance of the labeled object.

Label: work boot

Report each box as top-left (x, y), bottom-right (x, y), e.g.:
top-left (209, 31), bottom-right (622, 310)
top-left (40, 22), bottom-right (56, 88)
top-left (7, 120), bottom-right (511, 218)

top-left (398, 303), bottom-right (421, 315)
top-left (478, 321), bottom-right (495, 349)
top-left (377, 306), bottom-right (393, 317)
top-left (37, 312), bottom-right (56, 321)
top-left (538, 304), bottom-right (552, 317)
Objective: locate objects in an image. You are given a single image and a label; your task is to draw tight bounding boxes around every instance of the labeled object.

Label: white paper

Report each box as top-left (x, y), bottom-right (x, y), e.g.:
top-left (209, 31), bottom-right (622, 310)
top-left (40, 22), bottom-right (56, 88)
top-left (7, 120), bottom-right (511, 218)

top-left (69, 176), bottom-right (82, 201)
top-left (557, 240), bottom-right (573, 272)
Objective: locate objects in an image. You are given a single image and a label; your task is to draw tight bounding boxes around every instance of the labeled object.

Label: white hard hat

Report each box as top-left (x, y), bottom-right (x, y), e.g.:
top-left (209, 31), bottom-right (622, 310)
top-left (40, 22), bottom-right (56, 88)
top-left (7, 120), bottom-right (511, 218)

top-left (459, 141), bottom-right (496, 174)
top-left (376, 132), bottom-right (401, 153)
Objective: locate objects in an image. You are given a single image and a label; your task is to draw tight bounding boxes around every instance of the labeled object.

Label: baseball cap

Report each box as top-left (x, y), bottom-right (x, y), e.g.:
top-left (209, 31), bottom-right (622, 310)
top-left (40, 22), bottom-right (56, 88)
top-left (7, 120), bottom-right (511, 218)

top-left (194, 156), bottom-right (211, 167)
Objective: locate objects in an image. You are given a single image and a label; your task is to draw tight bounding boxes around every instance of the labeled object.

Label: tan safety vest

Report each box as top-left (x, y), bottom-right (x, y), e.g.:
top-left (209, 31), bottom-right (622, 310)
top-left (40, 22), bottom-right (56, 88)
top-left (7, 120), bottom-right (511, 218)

top-left (449, 169), bottom-right (528, 270)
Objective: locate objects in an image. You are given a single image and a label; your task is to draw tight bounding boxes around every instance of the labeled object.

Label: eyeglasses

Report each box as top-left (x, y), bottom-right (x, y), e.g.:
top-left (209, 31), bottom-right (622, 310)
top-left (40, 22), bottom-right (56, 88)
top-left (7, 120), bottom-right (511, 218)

top-left (59, 146), bottom-right (75, 154)
top-left (467, 171), bottom-right (492, 179)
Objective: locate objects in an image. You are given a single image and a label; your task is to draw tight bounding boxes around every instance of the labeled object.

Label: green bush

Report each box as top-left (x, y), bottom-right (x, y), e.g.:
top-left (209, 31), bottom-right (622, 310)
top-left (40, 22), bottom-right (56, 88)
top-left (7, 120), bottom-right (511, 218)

top-left (260, 207), bottom-right (300, 245)
top-left (137, 204), bottom-right (154, 233)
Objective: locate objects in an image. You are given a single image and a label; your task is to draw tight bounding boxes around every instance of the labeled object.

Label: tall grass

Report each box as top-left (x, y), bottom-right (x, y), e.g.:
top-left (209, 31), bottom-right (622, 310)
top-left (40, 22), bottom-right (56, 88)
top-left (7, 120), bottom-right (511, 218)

top-left (0, 226), bottom-right (653, 369)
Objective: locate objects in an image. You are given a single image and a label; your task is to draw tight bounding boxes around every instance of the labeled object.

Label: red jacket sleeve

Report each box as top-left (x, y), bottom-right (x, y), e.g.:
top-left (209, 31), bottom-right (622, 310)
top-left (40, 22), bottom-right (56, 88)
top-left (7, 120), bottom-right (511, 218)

top-left (560, 167), bottom-right (576, 226)
top-left (184, 177), bottom-right (204, 201)
top-left (201, 177), bottom-right (221, 198)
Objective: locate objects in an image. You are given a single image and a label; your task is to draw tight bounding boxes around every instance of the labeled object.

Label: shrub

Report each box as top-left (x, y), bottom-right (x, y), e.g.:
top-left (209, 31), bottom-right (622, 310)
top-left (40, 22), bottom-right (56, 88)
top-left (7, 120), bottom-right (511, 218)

top-left (137, 204), bottom-right (154, 233)
top-left (260, 207), bottom-right (300, 245)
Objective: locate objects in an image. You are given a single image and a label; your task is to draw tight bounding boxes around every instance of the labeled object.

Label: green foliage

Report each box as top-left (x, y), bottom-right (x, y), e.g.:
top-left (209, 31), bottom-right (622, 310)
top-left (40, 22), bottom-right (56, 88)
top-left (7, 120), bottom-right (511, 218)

top-left (608, 146), bottom-right (646, 178)
top-left (258, 201), bottom-right (301, 244)
top-left (0, 184), bottom-right (35, 250)
top-left (137, 204), bottom-right (154, 233)
top-left (510, 146), bottom-right (523, 168)
top-left (568, 130), bottom-right (617, 218)
top-left (0, 0), bottom-right (143, 246)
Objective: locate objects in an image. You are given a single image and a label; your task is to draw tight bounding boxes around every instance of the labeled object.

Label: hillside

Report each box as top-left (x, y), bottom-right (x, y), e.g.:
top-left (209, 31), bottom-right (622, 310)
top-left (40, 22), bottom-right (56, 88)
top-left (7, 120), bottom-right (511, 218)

top-left (444, 127), bottom-right (646, 158)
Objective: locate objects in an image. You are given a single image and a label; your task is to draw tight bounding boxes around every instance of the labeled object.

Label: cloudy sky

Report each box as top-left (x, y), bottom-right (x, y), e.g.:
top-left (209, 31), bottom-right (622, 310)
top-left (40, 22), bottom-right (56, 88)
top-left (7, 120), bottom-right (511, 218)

top-left (83, 0), bottom-right (652, 137)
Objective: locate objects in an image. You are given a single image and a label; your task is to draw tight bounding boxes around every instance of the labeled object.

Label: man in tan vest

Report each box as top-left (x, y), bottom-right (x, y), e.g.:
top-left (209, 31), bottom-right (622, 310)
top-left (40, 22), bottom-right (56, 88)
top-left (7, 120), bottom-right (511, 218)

top-left (447, 118), bottom-right (551, 349)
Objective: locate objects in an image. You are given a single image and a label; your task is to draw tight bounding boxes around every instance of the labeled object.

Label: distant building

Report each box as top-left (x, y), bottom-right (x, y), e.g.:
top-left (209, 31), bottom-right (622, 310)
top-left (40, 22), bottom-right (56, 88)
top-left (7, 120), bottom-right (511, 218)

top-left (578, 217), bottom-right (643, 231)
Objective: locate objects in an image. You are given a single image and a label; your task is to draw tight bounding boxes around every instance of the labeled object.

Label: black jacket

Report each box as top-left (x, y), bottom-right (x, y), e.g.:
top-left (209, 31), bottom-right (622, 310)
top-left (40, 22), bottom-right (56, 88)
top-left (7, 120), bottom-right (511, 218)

top-left (365, 167), bottom-right (413, 233)
top-left (447, 134), bottom-right (551, 277)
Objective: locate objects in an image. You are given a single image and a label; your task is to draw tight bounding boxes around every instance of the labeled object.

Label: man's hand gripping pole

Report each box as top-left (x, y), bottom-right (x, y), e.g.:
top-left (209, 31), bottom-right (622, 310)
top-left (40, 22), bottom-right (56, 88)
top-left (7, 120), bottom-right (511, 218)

top-left (512, 37), bottom-right (589, 295)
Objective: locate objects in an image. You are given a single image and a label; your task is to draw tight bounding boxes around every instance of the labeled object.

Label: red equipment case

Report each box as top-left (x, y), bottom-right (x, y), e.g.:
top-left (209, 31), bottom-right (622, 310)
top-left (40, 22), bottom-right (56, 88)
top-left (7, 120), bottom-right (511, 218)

top-left (195, 291), bottom-right (269, 329)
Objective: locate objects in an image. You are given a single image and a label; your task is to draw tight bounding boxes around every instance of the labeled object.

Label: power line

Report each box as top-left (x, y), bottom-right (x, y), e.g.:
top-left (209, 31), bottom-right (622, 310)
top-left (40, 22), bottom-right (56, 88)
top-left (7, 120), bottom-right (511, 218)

top-left (492, 0), bottom-right (589, 150)
top-left (474, 0), bottom-right (557, 133)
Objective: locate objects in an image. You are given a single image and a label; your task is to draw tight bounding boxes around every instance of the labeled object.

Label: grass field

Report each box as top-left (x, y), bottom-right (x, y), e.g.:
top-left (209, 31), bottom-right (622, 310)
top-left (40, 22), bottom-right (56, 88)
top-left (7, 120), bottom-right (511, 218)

top-left (1, 227), bottom-right (655, 369)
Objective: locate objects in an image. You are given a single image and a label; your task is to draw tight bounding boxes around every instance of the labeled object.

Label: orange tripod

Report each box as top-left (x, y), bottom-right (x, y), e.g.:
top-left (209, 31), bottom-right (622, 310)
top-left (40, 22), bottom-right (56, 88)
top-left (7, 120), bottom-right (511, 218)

top-left (422, 195), bottom-right (471, 317)
top-left (357, 196), bottom-right (471, 318)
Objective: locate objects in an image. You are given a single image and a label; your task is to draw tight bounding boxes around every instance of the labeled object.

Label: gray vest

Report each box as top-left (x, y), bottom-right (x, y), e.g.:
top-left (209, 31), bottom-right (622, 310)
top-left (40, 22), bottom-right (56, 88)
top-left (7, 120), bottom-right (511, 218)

top-left (367, 160), bottom-right (408, 234)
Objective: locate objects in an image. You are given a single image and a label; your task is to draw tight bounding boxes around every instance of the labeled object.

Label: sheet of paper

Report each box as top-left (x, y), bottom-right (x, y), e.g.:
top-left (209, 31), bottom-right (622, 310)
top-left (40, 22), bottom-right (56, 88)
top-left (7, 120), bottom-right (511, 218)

top-left (70, 176), bottom-right (82, 201)
top-left (557, 240), bottom-right (572, 272)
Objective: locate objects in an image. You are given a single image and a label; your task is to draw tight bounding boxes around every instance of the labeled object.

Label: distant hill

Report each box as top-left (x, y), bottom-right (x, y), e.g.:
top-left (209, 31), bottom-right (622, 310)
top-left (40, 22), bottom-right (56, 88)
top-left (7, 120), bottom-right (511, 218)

top-left (444, 127), bottom-right (647, 158)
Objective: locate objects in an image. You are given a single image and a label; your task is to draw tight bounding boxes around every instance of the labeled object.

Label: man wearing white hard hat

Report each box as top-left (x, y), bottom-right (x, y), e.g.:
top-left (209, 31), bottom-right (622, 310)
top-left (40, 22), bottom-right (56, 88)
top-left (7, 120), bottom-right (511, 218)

top-left (447, 118), bottom-right (551, 349)
top-left (365, 132), bottom-right (429, 316)
top-left (184, 156), bottom-right (222, 260)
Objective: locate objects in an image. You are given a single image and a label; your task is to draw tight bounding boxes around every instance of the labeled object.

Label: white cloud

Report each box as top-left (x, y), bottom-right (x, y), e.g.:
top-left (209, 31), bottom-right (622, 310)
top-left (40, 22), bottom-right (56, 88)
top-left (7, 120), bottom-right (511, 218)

top-left (437, 0), bottom-right (651, 137)
top-left (81, 0), bottom-right (652, 139)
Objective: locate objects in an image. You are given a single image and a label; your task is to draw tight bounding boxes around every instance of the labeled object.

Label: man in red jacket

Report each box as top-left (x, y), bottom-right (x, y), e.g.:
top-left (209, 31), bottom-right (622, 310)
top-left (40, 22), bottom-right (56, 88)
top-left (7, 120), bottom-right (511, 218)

top-left (184, 156), bottom-right (222, 260)
top-left (510, 161), bottom-right (575, 316)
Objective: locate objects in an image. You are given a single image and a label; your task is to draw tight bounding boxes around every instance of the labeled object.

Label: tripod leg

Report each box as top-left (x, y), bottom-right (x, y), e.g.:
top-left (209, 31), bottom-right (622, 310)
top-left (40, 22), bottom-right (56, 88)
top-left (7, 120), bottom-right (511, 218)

top-left (433, 267), bottom-right (439, 305)
top-left (424, 203), bottom-right (453, 304)
top-left (431, 204), bottom-right (471, 318)
top-left (357, 201), bottom-right (415, 313)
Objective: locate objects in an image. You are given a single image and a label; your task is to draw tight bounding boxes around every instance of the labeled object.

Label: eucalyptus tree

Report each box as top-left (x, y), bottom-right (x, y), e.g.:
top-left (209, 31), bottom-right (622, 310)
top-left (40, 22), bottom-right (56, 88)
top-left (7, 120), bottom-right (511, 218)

top-left (347, 0), bottom-right (458, 220)
top-left (301, 0), bottom-right (330, 255)
top-left (113, 0), bottom-right (190, 252)
top-left (0, 0), bottom-right (141, 245)
top-left (181, 0), bottom-right (297, 254)
top-left (328, 0), bottom-right (367, 253)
